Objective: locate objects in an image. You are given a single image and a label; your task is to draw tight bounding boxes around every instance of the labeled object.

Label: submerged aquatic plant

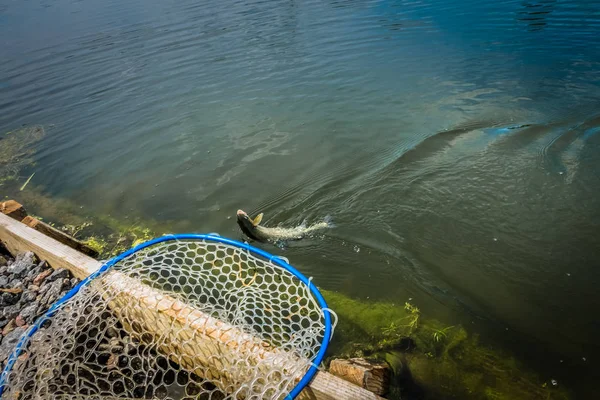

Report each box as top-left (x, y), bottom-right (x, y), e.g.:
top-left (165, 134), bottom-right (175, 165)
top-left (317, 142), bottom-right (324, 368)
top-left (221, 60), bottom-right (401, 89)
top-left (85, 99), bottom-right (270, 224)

top-left (0, 126), bottom-right (45, 186)
top-left (322, 291), bottom-right (571, 400)
top-left (432, 325), bottom-right (455, 343)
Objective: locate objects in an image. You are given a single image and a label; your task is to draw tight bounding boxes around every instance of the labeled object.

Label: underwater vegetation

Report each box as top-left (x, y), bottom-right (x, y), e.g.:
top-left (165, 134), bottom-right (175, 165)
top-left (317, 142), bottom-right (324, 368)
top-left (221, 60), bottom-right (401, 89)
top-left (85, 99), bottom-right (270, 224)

top-left (322, 290), bottom-right (570, 400)
top-left (0, 126), bottom-right (571, 399)
top-left (0, 126), bottom-right (45, 187)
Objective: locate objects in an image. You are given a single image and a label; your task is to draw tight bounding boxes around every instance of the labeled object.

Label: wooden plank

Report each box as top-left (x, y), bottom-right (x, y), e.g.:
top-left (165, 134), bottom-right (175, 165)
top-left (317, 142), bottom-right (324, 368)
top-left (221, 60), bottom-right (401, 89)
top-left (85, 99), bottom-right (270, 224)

top-left (21, 215), bottom-right (99, 258)
top-left (0, 200), bottom-right (28, 221)
top-left (0, 212), bottom-right (98, 279)
top-left (0, 212), bottom-right (385, 400)
top-left (329, 358), bottom-right (390, 396)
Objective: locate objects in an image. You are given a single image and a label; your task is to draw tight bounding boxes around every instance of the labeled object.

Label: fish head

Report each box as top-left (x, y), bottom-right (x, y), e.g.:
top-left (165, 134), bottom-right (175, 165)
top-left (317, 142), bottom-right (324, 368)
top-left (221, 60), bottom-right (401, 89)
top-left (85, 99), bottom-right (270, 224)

top-left (236, 209), bottom-right (264, 241)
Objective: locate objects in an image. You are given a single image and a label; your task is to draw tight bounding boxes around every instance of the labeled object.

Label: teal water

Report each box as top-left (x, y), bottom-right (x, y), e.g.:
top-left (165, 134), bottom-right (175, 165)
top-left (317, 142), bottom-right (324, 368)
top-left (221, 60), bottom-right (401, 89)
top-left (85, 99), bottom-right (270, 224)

top-left (2, 0), bottom-right (600, 397)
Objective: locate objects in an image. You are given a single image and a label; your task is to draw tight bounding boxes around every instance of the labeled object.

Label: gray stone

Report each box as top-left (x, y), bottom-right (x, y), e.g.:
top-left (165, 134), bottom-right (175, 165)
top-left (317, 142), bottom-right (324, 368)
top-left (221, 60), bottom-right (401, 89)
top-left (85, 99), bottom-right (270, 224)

top-left (0, 255), bottom-right (7, 267)
top-left (38, 283), bottom-right (50, 296)
top-left (0, 276), bottom-right (8, 287)
top-left (9, 279), bottom-right (24, 290)
top-left (0, 326), bottom-right (27, 362)
top-left (0, 292), bottom-right (19, 307)
top-left (27, 285), bottom-right (39, 292)
top-left (39, 279), bottom-right (64, 307)
top-left (0, 319), bottom-right (8, 329)
top-left (26, 265), bottom-right (42, 281)
top-left (21, 290), bottom-right (37, 304)
top-left (70, 278), bottom-right (79, 288)
top-left (7, 252), bottom-right (36, 278)
top-left (46, 268), bottom-right (69, 283)
top-left (0, 265), bottom-right (7, 274)
top-left (19, 302), bottom-right (39, 324)
top-left (2, 304), bottom-right (21, 321)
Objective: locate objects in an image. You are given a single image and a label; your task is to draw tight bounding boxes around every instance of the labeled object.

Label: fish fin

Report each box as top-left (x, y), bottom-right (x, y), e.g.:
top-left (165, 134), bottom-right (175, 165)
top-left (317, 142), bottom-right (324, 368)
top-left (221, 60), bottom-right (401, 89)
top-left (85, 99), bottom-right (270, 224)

top-left (252, 213), bottom-right (264, 226)
top-left (323, 215), bottom-right (335, 228)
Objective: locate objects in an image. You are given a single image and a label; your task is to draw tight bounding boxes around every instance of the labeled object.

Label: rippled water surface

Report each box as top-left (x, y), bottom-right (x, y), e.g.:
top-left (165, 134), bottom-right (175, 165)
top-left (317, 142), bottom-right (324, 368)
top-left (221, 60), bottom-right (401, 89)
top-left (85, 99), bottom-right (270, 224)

top-left (2, 0), bottom-right (600, 397)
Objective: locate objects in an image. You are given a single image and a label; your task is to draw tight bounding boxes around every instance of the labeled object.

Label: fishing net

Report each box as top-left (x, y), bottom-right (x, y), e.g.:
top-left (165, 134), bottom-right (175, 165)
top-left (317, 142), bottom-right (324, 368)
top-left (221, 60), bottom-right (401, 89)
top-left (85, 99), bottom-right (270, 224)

top-left (0, 235), bottom-right (334, 400)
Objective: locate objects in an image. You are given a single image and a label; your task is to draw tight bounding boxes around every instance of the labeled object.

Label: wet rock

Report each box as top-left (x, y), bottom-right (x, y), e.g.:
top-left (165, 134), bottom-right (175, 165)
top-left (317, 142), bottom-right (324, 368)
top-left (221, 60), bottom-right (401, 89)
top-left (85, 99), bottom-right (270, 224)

top-left (47, 268), bottom-right (69, 283)
top-left (2, 304), bottom-right (21, 321)
top-left (7, 252), bottom-right (36, 278)
top-left (39, 279), bottom-right (64, 307)
top-left (32, 269), bottom-right (53, 286)
top-left (19, 303), bottom-right (39, 324)
top-left (0, 255), bottom-right (7, 267)
top-left (0, 276), bottom-right (8, 287)
top-left (0, 292), bottom-right (19, 306)
top-left (0, 326), bottom-right (27, 363)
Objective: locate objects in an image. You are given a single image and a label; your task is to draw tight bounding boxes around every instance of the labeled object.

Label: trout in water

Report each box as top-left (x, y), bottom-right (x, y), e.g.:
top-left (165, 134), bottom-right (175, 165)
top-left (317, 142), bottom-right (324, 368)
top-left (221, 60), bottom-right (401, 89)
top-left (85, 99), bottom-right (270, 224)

top-left (236, 209), bottom-right (333, 242)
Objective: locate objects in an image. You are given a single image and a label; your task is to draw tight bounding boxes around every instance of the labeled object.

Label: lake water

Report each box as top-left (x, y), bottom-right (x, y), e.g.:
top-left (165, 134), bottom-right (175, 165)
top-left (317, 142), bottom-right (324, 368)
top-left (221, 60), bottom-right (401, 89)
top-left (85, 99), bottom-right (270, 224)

top-left (2, 0), bottom-right (600, 397)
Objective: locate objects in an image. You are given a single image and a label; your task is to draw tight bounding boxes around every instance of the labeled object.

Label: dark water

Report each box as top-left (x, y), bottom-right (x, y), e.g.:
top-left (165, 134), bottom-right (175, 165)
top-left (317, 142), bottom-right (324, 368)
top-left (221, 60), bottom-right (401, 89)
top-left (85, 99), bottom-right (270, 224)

top-left (2, 0), bottom-right (600, 397)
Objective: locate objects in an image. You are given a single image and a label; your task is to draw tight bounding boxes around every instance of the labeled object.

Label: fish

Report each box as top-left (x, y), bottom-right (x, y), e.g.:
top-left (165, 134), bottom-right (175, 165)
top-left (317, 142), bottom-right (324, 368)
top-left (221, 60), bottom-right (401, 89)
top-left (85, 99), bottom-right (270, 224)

top-left (236, 209), bottom-right (334, 243)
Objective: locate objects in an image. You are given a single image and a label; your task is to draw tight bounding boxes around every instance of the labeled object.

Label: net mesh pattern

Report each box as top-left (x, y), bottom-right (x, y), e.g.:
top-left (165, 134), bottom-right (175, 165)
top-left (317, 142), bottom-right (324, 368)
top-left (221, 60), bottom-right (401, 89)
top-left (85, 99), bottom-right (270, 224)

top-left (1, 239), bottom-right (329, 400)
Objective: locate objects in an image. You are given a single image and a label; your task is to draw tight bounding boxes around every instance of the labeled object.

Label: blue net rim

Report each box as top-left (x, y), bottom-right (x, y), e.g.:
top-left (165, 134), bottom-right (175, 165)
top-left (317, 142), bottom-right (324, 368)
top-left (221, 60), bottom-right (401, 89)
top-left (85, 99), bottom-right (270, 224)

top-left (0, 233), bottom-right (332, 400)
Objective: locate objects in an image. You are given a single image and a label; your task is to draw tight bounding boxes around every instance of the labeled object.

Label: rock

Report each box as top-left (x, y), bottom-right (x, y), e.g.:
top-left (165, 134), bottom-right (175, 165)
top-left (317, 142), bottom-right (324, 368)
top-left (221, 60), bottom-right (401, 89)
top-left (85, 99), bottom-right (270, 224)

top-left (0, 319), bottom-right (8, 329)
top-left (70, 278), bottom-right (79, 288)
top-left (19, 302), bottom-right (39, 324)
top-left (32, 269), bottom-right (53, 286)
top-left (47, 268), bottom-right (69, 283)
top-left (2, 304), bottom-right (21, 321)
top-left (28, 284), bottom-right (39, 292)
top-left (39, 279), bottom-right (64, 307)
top-left (0, 265), bottom-right (7, 274)
top-left (0, 326), bottom-right (27, 362)
top-left (9, 279), bottom-right (24, 290)
top-left (0, 255), bottom-right (7, 267)
top-left (2, 319), bottom-right (16, 336)
top-left (14, 315), bottom-right (25, 327)
top-left (7, 252), bottom-right (36, 278)
top-left (21, 290), bottom-right (37, 304)
top-left (0, 292), bottom-right (19, 306)
top-left (25, 265), bottom-right (43, 282)
top-left (0, 276), bottom-right (8, 287)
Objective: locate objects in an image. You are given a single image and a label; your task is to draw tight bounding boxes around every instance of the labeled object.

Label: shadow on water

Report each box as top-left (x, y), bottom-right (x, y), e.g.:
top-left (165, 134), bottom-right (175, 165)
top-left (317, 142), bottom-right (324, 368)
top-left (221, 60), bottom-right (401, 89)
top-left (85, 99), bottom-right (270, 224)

top-left (517, 1), bottom-right (556, 32)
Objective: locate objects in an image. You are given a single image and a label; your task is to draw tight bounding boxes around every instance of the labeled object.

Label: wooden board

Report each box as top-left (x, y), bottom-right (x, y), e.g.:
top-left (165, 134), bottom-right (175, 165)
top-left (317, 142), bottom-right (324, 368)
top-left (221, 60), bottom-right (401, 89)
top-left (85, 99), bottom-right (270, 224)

top-left (21, 215), bottom-right (99, 257)
top-left (329, 358), bottom-right (390, 396)
top-left (0, 200), bottom-right (28, 221)
top-left (0, 212), bottom-right (385, 400)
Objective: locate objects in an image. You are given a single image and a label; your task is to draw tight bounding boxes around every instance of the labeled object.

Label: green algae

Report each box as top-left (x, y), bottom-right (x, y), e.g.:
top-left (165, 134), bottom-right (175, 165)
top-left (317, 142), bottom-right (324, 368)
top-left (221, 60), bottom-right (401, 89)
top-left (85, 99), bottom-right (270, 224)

top-left (3, 183), bottom-right (163, 259)
top-left (321, 290), bottom-right (570, 400)
top-left (0, 126), bottom-right (45, 187)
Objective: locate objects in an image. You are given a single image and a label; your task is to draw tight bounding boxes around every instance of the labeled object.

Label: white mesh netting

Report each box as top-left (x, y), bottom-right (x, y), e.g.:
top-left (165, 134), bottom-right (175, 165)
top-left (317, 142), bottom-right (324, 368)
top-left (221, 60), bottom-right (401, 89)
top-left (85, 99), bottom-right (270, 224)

top-left (0, 238), bottom-right (333, 400)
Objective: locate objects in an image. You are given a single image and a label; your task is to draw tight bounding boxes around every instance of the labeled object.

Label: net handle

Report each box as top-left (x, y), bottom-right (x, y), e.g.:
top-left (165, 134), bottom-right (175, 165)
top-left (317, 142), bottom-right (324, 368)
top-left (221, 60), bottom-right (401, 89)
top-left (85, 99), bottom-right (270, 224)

top-left (0, 233), bottom-right (333, 400)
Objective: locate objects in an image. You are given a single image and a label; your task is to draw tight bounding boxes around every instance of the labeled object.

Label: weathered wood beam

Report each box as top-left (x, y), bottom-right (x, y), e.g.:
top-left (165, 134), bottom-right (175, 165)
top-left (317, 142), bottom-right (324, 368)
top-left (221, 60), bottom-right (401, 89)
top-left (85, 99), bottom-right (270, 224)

top-left (21, 215), bottom-right (99, 257)
top-left (0, 200), bottom-right (28, 221)
top-left (0, 212), bottom-right (385, 400)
